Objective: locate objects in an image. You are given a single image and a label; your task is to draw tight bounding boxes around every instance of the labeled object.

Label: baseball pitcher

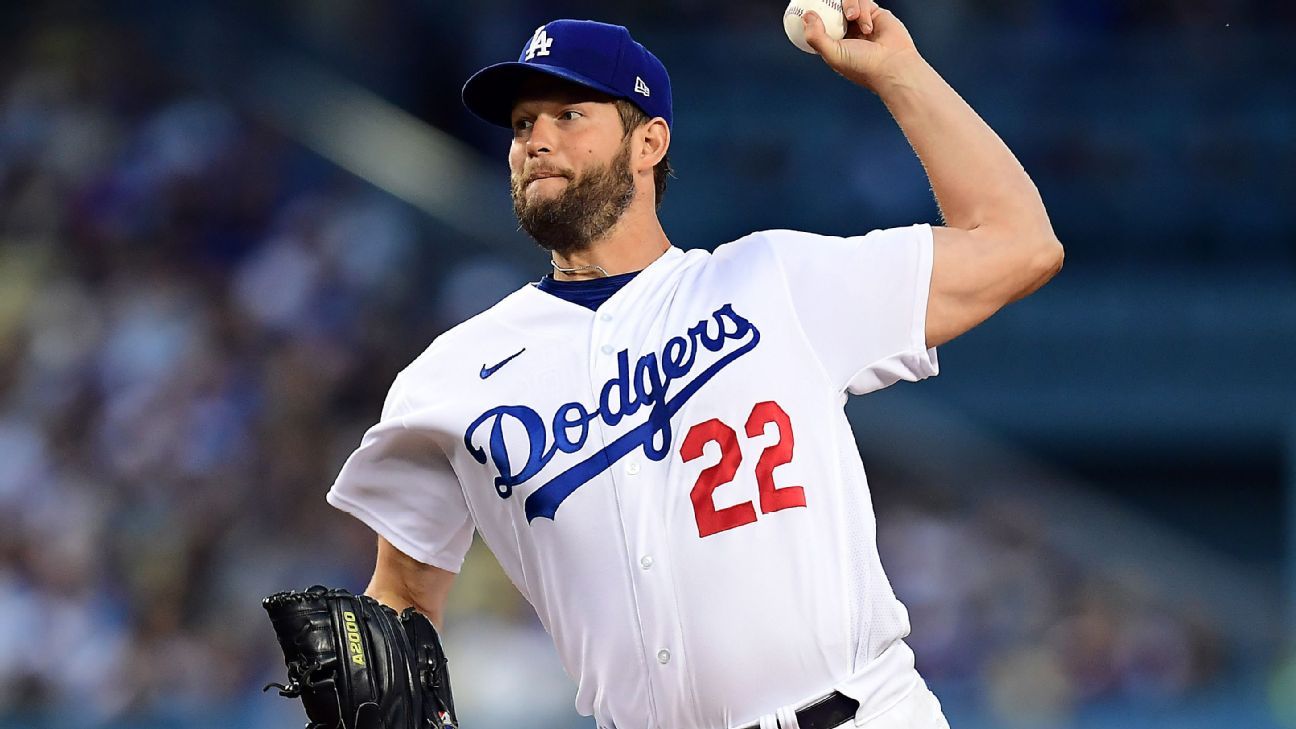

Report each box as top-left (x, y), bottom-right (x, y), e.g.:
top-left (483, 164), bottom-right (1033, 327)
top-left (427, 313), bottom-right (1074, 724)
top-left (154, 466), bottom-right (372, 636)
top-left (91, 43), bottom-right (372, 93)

top-left (272, 4), bottom-right (1064, 729)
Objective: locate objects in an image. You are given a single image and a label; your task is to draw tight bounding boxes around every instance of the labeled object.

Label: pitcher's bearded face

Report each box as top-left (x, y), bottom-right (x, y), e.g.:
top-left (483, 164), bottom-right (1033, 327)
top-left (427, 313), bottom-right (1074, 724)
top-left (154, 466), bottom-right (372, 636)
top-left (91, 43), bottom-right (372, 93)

top-left (511, 137), bottom-right (636, 256)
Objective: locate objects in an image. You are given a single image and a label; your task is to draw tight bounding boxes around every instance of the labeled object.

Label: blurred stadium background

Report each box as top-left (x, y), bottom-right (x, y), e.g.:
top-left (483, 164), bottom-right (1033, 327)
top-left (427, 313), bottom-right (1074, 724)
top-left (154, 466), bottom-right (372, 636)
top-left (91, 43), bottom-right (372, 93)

top-left (0, 0), bottom-right (1293, 727)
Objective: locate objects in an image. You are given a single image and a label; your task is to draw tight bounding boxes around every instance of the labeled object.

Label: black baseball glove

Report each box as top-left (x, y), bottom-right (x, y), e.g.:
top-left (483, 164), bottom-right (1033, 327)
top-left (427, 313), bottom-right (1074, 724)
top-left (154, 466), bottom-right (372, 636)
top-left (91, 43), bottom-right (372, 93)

top-left (262, 585), bottom-right (458, 729)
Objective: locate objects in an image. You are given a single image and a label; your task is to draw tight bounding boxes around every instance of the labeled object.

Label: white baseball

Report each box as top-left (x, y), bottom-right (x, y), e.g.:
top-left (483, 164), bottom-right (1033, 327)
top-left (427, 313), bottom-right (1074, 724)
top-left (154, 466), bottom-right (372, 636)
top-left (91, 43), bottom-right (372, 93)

top-left (783, 0), bottom-right (847, 55)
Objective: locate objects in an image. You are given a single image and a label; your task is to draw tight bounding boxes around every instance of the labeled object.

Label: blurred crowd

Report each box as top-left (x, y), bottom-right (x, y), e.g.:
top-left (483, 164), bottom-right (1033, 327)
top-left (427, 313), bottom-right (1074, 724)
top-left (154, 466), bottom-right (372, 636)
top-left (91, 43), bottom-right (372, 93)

top-left (0, 18), bottom-right (525, 724)
top-left (876, 494), bottom-right (1223, 727)
top-left (0, 4), bottom-right (1272, 729)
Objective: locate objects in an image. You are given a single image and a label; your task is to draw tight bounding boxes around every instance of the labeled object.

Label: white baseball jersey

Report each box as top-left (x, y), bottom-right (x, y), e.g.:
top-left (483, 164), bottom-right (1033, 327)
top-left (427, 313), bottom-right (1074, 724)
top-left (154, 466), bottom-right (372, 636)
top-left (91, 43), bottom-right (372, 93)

top-left (328, 225), bottom-right (940, 729)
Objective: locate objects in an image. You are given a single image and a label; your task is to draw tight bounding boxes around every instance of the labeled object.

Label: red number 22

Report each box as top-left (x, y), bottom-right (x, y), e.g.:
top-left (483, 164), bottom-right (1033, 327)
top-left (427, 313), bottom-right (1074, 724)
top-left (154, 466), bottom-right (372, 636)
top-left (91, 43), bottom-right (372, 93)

top-left (680, 401), bottom-right (806, 538)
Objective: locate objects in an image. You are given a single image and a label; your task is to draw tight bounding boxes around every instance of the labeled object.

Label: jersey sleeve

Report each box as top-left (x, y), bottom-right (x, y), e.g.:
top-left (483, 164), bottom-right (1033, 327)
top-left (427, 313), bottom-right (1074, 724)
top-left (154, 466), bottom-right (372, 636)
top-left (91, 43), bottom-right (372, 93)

top-left (763, 224), bottom-right (939, 395)
top-left (326, 373), bottom-right (474, 572)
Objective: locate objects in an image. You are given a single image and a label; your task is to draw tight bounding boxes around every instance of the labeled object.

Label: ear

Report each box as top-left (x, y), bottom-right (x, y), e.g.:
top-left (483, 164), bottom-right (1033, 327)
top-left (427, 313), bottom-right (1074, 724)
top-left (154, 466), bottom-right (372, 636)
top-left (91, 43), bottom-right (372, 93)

top-left (634, 118), bottom-right (670, 174)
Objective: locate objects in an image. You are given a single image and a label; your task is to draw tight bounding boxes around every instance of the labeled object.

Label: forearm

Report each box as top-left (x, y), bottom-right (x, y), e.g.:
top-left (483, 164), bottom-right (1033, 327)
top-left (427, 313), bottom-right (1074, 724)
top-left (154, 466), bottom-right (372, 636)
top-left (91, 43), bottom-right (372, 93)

top-left (366, 536), bottom-right (455, 628)
top-left (876, 53), bottom-right (1052, 236)
top-left (366, 576), bottom-right (451, 629)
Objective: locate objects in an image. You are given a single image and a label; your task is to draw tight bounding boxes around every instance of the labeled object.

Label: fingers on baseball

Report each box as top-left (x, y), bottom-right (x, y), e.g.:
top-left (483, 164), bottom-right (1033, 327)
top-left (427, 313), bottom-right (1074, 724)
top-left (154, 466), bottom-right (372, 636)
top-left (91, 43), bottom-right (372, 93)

top-left (801, 11), bottom-right (837, 56)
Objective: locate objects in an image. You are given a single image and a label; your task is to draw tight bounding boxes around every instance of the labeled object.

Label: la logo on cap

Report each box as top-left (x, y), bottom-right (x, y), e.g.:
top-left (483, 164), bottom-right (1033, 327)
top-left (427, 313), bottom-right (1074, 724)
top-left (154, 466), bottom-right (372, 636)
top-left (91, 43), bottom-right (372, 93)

top-left (635, 77), bottom-right (651, 97)
top-left (526, 26), bottom-right (555, 61)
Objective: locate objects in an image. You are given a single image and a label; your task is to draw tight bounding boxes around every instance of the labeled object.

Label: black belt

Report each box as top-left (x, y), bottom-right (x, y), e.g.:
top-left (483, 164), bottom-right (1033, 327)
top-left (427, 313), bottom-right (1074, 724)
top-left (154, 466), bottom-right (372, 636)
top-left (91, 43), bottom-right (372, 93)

top-left (739, 691), bottom-right (860, 729)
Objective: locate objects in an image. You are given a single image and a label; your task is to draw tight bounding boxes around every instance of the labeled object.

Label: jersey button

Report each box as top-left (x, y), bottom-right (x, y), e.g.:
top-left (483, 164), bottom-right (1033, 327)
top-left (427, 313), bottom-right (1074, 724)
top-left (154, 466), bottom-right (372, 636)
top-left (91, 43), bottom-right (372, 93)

top-left (657, 649), bottom-right (671, 665)
top-left (600, 313), bottom-right (613, 322)
top-left (626, 461), bottom-right (641, 476)
top-left (600, 344), bottom-right (614, 355)
top-left (640, 555), bottom-right (654, 570)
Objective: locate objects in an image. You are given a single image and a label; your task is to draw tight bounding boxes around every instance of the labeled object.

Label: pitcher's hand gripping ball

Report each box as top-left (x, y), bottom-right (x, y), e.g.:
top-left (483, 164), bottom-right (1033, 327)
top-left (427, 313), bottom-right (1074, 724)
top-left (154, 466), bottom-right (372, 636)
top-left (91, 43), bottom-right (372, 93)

top-left (784, 0), bottom-right (847, 53)
top-left (263, 586), bottom-right (458, 729)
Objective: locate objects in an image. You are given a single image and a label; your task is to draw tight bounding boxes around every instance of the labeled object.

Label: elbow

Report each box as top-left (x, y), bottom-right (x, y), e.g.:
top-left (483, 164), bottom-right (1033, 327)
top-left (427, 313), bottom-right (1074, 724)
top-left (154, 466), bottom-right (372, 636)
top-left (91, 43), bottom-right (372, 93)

top-left (1005, 234), bottom-right (1063, 303)
top-left (1030, 234), bottom-right (1065, 286)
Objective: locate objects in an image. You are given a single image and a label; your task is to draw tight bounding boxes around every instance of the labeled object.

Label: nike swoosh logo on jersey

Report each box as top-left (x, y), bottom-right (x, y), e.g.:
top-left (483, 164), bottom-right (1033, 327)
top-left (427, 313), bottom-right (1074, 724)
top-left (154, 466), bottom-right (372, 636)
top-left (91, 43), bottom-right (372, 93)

top-left (480, 348), bottom-right (526, 379)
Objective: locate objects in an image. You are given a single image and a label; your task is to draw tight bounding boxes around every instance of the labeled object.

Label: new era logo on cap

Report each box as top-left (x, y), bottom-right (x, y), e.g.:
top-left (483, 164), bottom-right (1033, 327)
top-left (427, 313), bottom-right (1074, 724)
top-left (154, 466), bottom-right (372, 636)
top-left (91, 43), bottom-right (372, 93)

top-left (462, 19), bottom-right (673, 129)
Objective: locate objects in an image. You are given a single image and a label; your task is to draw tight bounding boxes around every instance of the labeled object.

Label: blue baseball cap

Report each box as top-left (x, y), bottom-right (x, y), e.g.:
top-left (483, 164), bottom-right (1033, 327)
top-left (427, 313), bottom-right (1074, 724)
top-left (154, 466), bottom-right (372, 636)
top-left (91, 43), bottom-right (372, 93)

top-left (462, 20), bottom-right (672, 129)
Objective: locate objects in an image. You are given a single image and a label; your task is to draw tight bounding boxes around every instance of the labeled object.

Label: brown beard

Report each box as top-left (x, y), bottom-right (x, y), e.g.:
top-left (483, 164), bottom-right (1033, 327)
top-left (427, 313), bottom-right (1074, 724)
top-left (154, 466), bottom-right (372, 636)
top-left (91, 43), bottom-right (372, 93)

top-left (511, 139), bottom-right (636, 256)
